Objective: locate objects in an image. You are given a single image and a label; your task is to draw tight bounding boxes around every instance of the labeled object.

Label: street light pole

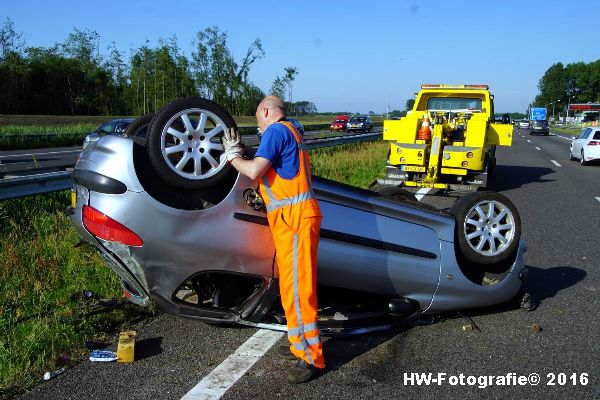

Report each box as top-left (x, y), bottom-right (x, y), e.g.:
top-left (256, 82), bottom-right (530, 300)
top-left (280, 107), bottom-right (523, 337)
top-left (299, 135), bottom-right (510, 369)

top-left (567, 95), bottom-right (575, 121)
top-left (552, 99), bottom-right (561, 120)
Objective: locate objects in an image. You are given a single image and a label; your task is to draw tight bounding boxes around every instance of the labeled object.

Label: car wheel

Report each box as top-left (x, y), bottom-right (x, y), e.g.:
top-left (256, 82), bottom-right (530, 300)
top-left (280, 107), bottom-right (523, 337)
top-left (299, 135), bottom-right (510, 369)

top-left (451, 192), bottom-right (521, 265)
top-left (569, 149), bottom-right (575, 161)
top-left (146, 97), bottom-right (236, 189)
top-left (580, 150), bottom-right (587, 165)
top-left (126, 113), bottom-right (154, 140)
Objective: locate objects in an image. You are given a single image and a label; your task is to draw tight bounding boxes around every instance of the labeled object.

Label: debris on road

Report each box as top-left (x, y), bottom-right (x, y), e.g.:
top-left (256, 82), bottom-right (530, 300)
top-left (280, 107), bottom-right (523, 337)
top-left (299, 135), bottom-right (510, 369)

top-left (116, 331), bottom-right (136, 363)
top-left (43, 367), bottom-right (66, 381)
top-left (531, 324), bottom-right (542, 333)
top-left (462, 324), bottom-right (474, 332)
top-left (89, 350), bottom-right (118, 362)
top-left (457, 311), bottom-right (481, 332)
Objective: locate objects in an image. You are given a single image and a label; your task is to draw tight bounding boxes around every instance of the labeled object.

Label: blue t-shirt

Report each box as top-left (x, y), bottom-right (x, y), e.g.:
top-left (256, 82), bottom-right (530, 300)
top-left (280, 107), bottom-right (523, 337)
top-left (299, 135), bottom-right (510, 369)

top-left (255, 122), bottom-right (300, 179)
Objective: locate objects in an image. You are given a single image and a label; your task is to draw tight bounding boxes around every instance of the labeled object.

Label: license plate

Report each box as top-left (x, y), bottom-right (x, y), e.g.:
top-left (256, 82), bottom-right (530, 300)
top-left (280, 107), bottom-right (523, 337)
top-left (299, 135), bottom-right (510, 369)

top-left (402, 166), bottom-right (425, 172)
top-left (71, 190), bottom-right (76, 209)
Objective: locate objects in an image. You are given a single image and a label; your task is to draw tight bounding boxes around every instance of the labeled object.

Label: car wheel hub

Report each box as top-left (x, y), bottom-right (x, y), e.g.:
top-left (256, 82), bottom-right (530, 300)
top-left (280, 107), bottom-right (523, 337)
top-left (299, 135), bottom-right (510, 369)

top-left (160, 108), bottom-right (226, 180)
top-left (463, 200), bottom-right (515, 257)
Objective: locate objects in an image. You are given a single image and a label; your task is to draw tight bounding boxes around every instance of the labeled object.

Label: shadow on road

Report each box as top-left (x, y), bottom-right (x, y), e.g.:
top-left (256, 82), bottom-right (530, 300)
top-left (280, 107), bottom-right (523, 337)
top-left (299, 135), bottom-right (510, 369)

top-left (436, 265), bottom-right (586, 323)
top-left (135, 337), bottom-right (164, 361)
top-left (524, 265), bottom-right (587, 305)
top-left (487, 165), bottom-right (556, 191)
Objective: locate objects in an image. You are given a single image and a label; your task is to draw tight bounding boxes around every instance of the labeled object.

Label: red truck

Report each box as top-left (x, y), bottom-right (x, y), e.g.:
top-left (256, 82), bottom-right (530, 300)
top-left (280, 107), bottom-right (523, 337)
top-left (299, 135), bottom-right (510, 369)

top-left (330, 115), bottom-right (349, 132)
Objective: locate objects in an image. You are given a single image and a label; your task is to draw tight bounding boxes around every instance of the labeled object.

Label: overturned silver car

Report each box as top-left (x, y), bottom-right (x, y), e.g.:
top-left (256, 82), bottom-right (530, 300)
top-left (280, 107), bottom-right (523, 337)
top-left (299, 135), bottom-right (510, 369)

top-left (69, 97), bottom-right (531, 334)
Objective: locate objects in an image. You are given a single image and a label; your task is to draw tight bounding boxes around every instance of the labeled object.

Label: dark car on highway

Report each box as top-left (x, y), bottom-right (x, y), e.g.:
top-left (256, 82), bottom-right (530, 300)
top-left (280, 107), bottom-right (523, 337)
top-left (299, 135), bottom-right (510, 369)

top-left (346, 116), bottom-right (374, 133)
top-left (83, 118), bottom-right (134, 150)
top-left (530, 120), bottom-right (549, 135)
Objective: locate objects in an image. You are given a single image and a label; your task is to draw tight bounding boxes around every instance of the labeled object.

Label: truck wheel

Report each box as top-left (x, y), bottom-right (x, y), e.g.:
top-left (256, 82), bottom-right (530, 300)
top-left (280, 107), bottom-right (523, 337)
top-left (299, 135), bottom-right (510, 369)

top-left (451, 192), bottom-right (521, 265)
top-left (146, 97), bottom-right (236, 189)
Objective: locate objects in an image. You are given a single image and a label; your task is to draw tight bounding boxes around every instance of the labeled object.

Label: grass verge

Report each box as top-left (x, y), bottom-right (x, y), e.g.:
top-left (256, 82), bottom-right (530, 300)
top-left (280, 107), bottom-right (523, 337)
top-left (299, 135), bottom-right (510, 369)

top-left (550, 126), bottom-right (582, 136)
top-left (0, 192), bottom-right (151, 397)
top-left (310, 139), bottom-right (388, 188)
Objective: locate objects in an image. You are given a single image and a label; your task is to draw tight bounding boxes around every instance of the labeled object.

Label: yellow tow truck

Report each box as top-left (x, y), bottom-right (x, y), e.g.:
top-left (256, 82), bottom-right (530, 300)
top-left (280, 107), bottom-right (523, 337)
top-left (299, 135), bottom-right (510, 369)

top-left (381, 84), bottom-right (513, 191)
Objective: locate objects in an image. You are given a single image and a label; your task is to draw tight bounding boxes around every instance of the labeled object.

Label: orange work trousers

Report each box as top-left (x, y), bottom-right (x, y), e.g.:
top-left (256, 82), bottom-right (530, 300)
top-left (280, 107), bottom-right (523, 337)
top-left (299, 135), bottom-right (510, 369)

top-left (268, 206), bottom-right (324, 368)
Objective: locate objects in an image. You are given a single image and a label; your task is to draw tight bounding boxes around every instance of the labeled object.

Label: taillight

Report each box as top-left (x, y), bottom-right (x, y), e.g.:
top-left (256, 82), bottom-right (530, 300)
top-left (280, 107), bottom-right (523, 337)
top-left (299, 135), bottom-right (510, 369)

top-left (588, 141), bottom-right (599, 146)
top-left (82, 205), bottom-right (143, 246)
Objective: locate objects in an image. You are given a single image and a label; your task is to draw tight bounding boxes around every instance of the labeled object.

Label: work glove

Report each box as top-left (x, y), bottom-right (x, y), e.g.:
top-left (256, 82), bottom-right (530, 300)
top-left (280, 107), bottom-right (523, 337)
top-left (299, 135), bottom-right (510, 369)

top-left (222, 127), bottom-right (243, 162)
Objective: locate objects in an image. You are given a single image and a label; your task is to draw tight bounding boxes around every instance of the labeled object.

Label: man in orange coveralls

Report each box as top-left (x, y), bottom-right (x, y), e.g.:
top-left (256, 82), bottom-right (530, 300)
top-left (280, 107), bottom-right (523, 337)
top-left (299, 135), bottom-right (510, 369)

top-left (222, 96), bottom-right (324, 384)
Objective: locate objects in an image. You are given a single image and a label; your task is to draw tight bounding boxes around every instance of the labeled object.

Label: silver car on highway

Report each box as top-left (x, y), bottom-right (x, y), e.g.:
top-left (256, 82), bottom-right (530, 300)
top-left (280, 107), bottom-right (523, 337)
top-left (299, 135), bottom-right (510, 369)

top-left (68, 97), bottom-right (532, 334)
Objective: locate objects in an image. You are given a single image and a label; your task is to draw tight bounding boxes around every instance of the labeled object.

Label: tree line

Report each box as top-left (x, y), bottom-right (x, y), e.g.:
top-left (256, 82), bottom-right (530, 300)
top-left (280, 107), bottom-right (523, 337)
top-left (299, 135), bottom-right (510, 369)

top-left (534, 60), bottom-right (600, 112)
top-left (0, 18), bottom-right (317, 117)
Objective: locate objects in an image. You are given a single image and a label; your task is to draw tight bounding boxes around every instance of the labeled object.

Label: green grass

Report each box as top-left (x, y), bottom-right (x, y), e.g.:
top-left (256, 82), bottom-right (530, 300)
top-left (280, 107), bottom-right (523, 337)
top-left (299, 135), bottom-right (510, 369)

top-left (0, 139), bottom-right (387, 395)
top-left (310, 140), bottom-right (388, 188)
top-left (550, 126), bottom-right (583, 136)
top-left (0, 192), bottom-right (149, 396)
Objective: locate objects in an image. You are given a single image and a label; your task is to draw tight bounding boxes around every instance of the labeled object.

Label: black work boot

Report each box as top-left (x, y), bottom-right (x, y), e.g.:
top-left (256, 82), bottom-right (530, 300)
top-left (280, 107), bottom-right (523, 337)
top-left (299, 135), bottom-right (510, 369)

top-left (286, 359), bottom-right (319, 384)
top-left (276, 345), bottom-right (297, 361)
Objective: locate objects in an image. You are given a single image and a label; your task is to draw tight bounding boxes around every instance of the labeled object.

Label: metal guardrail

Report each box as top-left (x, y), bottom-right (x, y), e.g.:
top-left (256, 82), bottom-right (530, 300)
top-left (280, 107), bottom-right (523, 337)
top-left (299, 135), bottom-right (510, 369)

top-left (0, 132), bottom-right (382, 201)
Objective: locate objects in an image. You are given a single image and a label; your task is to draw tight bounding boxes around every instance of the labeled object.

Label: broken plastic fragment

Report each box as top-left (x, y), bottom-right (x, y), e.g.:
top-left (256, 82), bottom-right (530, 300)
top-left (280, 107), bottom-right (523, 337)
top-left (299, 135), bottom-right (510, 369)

top-left (89, 350), bottom-right (118, 362)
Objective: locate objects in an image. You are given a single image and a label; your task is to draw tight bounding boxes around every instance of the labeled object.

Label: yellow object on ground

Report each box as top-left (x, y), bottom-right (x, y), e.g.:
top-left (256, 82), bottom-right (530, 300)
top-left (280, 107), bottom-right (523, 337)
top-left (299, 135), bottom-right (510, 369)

top-left (117, 331), bottom-right (136, 363)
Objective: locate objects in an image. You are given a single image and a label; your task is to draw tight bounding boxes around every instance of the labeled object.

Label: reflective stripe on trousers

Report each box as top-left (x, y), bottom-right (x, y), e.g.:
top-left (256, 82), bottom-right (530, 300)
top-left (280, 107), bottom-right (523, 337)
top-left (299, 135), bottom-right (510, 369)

top-left (270, 209), bottom-right (324, 368)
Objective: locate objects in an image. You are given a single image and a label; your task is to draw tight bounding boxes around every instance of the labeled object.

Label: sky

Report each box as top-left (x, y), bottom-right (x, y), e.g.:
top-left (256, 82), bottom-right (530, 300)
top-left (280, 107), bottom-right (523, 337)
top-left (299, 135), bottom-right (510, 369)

top-left (2, 0), bottom-right (599, 114)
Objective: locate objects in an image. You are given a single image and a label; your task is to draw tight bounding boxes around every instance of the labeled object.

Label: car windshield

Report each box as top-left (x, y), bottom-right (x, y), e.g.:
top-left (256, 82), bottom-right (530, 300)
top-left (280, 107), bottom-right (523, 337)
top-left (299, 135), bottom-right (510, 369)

top-left (427, 97), bottom-right (482, 111)
top-left (335, 119), bottom-right (346, 123)
top-left (350, 117), bottom-right (365, 122)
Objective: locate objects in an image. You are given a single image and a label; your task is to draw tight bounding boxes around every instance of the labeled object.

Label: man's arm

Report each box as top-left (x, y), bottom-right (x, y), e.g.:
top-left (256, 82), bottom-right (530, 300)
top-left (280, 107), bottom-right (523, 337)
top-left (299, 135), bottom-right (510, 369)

top-left (230, 156), bottom-right (271, 181)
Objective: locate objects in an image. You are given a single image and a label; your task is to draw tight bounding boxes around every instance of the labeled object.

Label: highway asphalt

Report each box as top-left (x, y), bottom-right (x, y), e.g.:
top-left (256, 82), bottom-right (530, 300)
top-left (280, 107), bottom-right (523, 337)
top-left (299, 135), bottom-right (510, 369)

top-left (21, 128), bottom-right (599, 399)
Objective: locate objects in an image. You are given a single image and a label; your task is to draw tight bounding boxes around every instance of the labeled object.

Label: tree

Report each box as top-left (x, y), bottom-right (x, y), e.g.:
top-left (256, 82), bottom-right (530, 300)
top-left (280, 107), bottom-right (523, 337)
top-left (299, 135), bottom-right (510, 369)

top-left (283, 67), bottom-right (298, 114)
top-left (405, 98), bottom-right (415, 111)
top-left (270, 76), bottom-right (285, 99)
top-left (0, 18), bottom-right (26, 113)
top-left (191, 26), bottom-right (264, 115)
top-left (291, 101), bottom-right (317, 116)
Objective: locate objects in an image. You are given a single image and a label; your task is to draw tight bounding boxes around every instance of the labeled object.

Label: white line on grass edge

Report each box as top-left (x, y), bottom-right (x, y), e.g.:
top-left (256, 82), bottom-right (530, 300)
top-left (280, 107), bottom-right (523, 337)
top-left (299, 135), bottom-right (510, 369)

top-left (181, 330), bottom-right (284, 400)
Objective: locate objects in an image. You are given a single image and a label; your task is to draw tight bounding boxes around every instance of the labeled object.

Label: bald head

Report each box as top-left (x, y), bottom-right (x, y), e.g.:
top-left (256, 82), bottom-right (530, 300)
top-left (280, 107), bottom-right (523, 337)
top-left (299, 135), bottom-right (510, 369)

top-left (256, 96), bottom-right (287, 133)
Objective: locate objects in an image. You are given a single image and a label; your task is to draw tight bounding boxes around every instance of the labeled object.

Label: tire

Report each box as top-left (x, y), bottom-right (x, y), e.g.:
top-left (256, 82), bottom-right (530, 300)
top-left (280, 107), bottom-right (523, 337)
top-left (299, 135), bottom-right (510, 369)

top-left (569, 149), bottom-right (575, 161)
top-left (370, 183), bottom-right (417, 202)
top-left (146, 97), bottom-right (236, 189)
top-left (580, 150), bottom-right (587, 165)
top-left (451, 192), bottom-right (521, 265)
top-left (126, 113), bottom-right (154, 139)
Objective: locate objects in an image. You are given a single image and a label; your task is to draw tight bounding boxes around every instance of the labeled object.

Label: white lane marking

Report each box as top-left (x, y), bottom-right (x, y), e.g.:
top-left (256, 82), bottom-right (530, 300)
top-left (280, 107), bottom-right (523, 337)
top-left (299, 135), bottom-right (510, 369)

top-left (552, 134), bottom-right (575, 141)
top-left (535, 146), bottom-right (541, 151)
top-left (596, 197), bottom-right (600, 203)
top-left (551, 160), bottom-right (561, 167)
top-left (526, 140), bottom-right (531, 143)
top-left (181, 329), bottom-right (284, 400)
top-left (415, 187), bottom-right (431, 201)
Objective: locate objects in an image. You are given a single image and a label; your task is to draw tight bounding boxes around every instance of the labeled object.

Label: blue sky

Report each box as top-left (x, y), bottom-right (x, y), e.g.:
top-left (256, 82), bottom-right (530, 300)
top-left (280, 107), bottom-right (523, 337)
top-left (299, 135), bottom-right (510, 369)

top-left (3, 0), bottom-right (599, 114)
